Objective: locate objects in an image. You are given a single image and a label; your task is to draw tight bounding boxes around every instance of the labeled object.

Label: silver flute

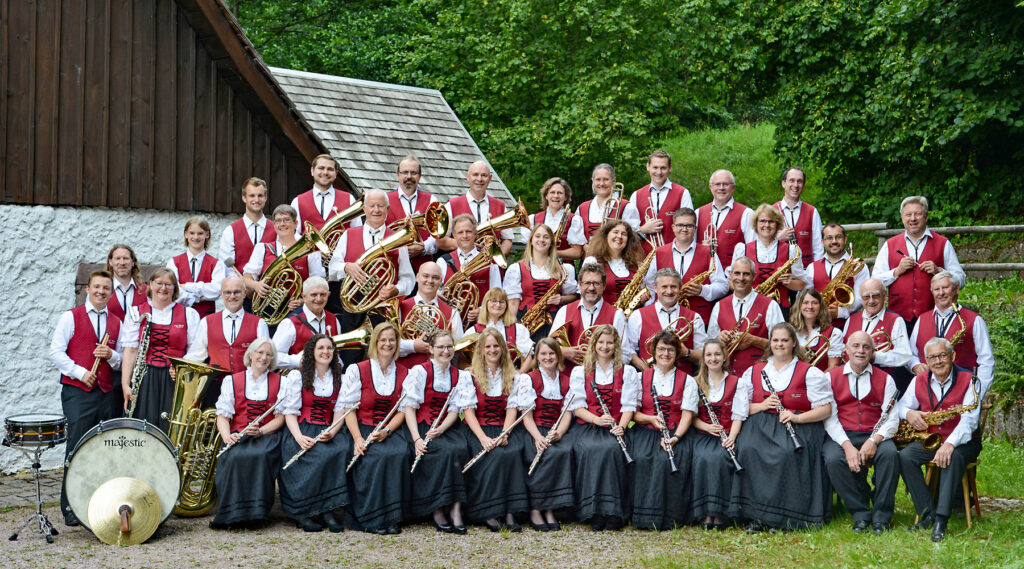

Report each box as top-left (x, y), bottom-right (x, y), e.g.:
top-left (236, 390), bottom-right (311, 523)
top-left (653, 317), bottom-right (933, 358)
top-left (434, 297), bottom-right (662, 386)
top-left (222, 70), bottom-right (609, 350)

top-left (346, 393), bottom-right (407, 473)
top-left (217, 399), bottom-right (283, 458)
top-left (282, 403), bottom-right (359, 470)
top-left (463, 405), bottom-right (535, 474)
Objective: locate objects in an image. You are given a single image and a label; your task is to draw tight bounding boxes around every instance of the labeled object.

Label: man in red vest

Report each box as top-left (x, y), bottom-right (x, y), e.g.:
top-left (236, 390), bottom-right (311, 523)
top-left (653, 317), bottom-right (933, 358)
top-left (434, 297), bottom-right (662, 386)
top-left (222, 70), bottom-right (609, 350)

top-left (804, 223), bottom-right (870, 329)
top-left (627, 268), bottom-right (707, 373)
top-left (438, 214), bottom-right (503, 325)
top-left (272, 277), bottom-right (339, 370)
top-left (705, 256), bottom-right (784, 375)
top-left (242, 204), bottom-right (327, 316)
top-left (822, 331), bottom-right (900, 534)
top-left (397, 262), bottom-right (464, 368)
top-left (438, 161), bottom-right (514, 256)
top-left (105, 244), bottom-right (148, 323)
top-left (386, 156), bottom-right (439, 273)
top-left (872, 196), bottom-right (965, 324)
top-left (908, 271), bottom-right (994, 395)
top-left (630, 150), bottom-right (693, 251)
top-left (219, 177), bottom-right (274, 271)
top-left (774, 167), bottom-right (823, 267)
top-left (899, 337), bottom-right (982, 542)
top-left (48, 270), bottom-right (123, 526)
top-left (696, 169), bottom-right (754, 269)
top-left (290, 154), bottom-right (361, 233)
top-left (841, 278), bottom-right (915, 393)
top-left (549, 263), bottom-right (626, 368)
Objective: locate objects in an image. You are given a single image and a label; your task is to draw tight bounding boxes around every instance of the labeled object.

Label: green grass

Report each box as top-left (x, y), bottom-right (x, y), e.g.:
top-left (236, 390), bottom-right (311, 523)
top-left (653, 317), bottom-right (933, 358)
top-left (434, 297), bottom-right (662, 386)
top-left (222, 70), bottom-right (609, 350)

top-left (976, 437), bottom-right (1024, 498)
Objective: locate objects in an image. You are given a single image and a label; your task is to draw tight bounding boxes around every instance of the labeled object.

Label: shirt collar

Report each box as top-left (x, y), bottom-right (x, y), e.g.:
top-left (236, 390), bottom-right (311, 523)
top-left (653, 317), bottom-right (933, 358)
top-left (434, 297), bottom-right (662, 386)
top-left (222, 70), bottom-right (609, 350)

top-left (712, 198), bottom-right (736, 211)
top-left (224, 307), bottom-right (244, 319)
top-left (415, 294), bottom-right (437, 306)
top-left (314, 188), bottom-right (334, 197)
top-left (842, 362), bottom-right (873, 377)
top-left (673, 241), bottom-right (695, 256)
top-left (246, 215), bottom-right (267, 228)
top-left (581, 298), bottom-right (604, 313)
top-left (934, 305), bottom-right (956, 317)
top-left (303, 305), bottom-right (324, 322)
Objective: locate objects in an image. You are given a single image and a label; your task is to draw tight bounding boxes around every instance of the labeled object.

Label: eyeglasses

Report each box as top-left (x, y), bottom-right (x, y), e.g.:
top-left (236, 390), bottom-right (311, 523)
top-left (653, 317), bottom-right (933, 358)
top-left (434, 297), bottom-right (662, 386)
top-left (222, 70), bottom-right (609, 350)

top-left (823, 235), bottom-right (845, 242)
top-left (655, 346), bottom-right (676, 354)
top-left (926, 352), bottom-right (952, 361)
top-left (862, 292), bottom-right (884, 300)
top-left (222, 290), bottom-right (245, 296)
top-left (398, 170), bottom-right (420, 177)
top-left (433, 345), bottom-right (455, 352)
top-left (673, 223), bottom-right (696, 229)
top-left (273, 218), bottom-right (295, 225)
top-left (710, 182), bottom-right (733, 188)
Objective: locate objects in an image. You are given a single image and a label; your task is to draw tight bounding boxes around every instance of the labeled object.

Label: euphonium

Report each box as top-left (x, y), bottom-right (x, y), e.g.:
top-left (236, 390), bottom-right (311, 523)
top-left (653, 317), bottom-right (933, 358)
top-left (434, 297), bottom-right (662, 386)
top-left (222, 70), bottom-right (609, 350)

top-left (318, 196), bottom-right (366, 270)
top-left (162, 357), bottom-right (230, 516)
top-left (643, 316), bottom-right (694, 366)
top-left (339, 218), bottom-right (422, 313)
top-left (521, 270), bottom-right (569, 333)
top-left (475, 199), bottom-right (530, 249)
top-left (332, 319), bottom-right (373, 350)
top-left (390, 200), bottom-right (449, 239)
top-left (454, 331), bottom-right (481, 369)
top-left (439, 237), bottom-right (508, 321)
top-left (820, 254), bottom-right (865, 308)
top-left (754, 246), bottom-right (802, 304)
top-left (614, 246), bottom-right (658, 317)
top-left (803, 333), bottom-right (831, 367)
top-left (400, 303), bottom-right (448, 340)
top-left (894, 377), bottom-right (980, 450)
top-left (253, 223), bottom-right (331, 324)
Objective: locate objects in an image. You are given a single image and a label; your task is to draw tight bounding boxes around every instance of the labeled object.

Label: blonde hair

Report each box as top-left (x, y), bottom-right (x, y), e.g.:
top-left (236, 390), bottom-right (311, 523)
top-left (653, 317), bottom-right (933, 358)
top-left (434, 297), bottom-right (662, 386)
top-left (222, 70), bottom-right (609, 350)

top-left (470, 327), bottom-right (516, 396)
top-left (695, 339), bottom-right (730, 394)
top-left (539, 177), bottom-right (573, 211)
top-left (183, 216), bottom-right (212, 249)
top-left (367, 321), bottom-right (400, 363)
top-left (583, 324), bottom-right (623, 375)
top-left (479, 288), bottom-right (515, 326)
top-left (751, 203), bottom-right (785, 232)
top-left (146, 268), bottom-right (180, 301)
top-left (523, 223), bottom-right (562, 277)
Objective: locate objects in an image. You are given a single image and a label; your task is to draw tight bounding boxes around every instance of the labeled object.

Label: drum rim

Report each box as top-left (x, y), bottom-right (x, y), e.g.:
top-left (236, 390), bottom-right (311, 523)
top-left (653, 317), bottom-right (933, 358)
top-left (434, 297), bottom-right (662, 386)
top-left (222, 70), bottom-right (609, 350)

top-left (6, 413), bottom-right (67, 425)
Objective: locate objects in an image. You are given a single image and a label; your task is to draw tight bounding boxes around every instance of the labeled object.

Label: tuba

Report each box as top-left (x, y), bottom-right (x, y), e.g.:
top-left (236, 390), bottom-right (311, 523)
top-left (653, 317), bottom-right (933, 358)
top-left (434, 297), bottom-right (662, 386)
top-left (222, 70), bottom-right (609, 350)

top-left (453, 331), bottom-right (482, 369)
top-left (253, 223), bottom-right (331, 325)
top-left (318, 196), bottom-right (366, 270)
top-left (332, 319), bottom-right (374, 350)
top-left (439, 237), bottom-right (508, 321)
top-left (161, 357), bottom-right (230, 516)
top-left (390, 200), bottom-right (449, 239)
top-left (339, 218), bottom-right (422, 313)
top-left (821, 250), bottom-right (865, 308)
top-left (754, 246), bottom-right (801, 304)
top-left (474, 199), bottom-right (531, 249)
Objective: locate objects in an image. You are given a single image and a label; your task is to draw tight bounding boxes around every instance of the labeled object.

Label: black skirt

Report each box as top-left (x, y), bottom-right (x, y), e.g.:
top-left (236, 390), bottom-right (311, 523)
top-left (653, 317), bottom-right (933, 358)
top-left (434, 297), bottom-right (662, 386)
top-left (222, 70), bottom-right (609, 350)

top-left (728, 412), bottom-right (829, 529)
top-left (212, 431), bottom-right (282, 526)
top-left (627, 427), bottom-right (690, 529)
top-left (523, 425), bottom-right (575, 512)
top-left (347, 423), bottom-right (411, 530)
top-left (279, 421), bottom-right (351, 519)
top-left (689, 431), bottom-right (740, 521)
top-left (407, 421), bottom-right (470, 517)
top-left (569, 423), bottom-right (631, 521)
top-left (134, 364), bottom-right (174, 433)
top-left (463, 424), bottom-right (530, 521)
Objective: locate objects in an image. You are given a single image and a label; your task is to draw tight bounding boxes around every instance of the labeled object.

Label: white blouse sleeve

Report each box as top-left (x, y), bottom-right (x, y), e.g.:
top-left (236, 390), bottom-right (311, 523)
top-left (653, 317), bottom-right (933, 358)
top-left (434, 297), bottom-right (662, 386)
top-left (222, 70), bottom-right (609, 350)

top-left (827, 326), bottom-right (845, 358)
top-left (805, 366), bottom-right (834, 409)
top-left (619, 366), bottom-right (640, 413)
top-left (560, 263), bottom-right (579, 295)
top-left (402, 365), bottom-right (427, 410)
top-left (567, 214), bottom-right (587, 246)
top-left (338, 363), bottom-right (364, 410)
top-left (514, 373), bottom-right (537, 410)
top-left (681, 374), bottom-right (699, 413)
top-left (503, 263), bottom-right (524, 300)
top-left (279, 370), bottom-right (304, 415)
top-left (732, 368), bottom-right (754, 421)
top-left (567, 367), bottom-right (588, 412)
top-left (215, 376), bottom-right (237, 419)
top-left (449, 371), bottom-right (478, 413)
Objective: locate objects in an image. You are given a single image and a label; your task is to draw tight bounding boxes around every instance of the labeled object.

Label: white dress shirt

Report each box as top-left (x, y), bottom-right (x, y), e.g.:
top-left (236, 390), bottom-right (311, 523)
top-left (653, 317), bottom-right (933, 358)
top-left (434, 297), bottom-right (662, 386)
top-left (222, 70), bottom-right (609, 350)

top-left (567, 363), bottom-right (641, 414)
top-left (871, 229), bottom-right (965, 287)
top-left (731, 239), bottom-right (807, 282)
top-left (681, 374), bottom-right (748, 423)
top-left (290, 188), bottom-right (363, 230)
top-left (841, 310), bottom-right (914, 369)
top-left (897, 371), bottom-right (981, 448)
top-left (166, 250), bottom-right (226, 308)
top-left (549, 299), bottom-right (630, 362)
top-left (625, 302), bottom-right (707, 360)
top-left (326, 224), bottom-right (414, 296)
top-left (823, 363), bottom-right (900, 445)
top-left (695, 199), bottom-right (756, 243)
top-left (241, 239), bottom-right (326, 279)
top-left (443, 193), bottom-right (515, 240)
top-left (577, 196), bottom-right (641, 232)
top-left (279, 369), bottom-right (345, 415)
top-left (215, 369), bottom-right (287, 419)
top-left (219, 215), bottom-right (268, 267)
top-left (457, 368), bottom-right (522, 411)
top-left (183, 309), bottom-right (270, 363)
top-left (648, 367), bottom-right (699, 413)
top-left (629, 180), bottom-right (693, 216)
top-left (272, 306), bottom-right (335, 370)
top-left (705, 292), bottom-right (785, 341)
top-left (641, 240), bottom-right (728, 300)
top-left (733, 356), bottom-right (833, 420)
top-left (393, 188), bottom-right (439, 255)
top-left (339, 359), bottom-right (400, 410)
top-left (402, 361), bottom-right (474, 411)
top-left (48, 297), bottom-right (125, 381)
top-left (907, 307), bottom-right (994, 395)
top-left (438, 247), bottom-right (503, 290)
top-left (112, 279), bottom-right (143, 315)
top-left (503, 261), bottom-right (579, 300)
top-left (398, 294), bottom-right (465, 357)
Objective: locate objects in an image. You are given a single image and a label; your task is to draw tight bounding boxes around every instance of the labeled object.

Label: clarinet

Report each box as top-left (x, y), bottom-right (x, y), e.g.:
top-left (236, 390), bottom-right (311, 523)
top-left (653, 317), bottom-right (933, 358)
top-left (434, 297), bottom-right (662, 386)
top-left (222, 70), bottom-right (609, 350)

top-left (696, 385), bottom-right (743, 473)
top-left (282, 403), bottom-right (359, 470)
top-left (528, 394), bottom-right (576, 475)
top-left (761, 370), bottom-right (803, 452)
top-left (411, 387), bottom-right (458, 474)
top-left (217, 399), bottom-right (283, 458)
top-left (126, 313), bottom-right (153, 417)
top-left (869, 395), bottom-right (898, 439)
top-left (346, 393), bottom-right (407, 473)
top-left (649, 382), bottom-right (679, 473)
top-left (590, 380), bottom-right (635, 464)
top-left (463, 405), bottom-right (535, 473)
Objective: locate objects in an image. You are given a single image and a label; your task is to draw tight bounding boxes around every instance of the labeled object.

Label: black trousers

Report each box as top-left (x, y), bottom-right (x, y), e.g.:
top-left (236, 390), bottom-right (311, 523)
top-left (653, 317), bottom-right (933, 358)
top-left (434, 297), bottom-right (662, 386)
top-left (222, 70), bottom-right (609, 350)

top-left (899, 437), bottom-right (982, 518)
top-left (823, 431), bottom-right (900, 524)
top-left (60, 383), bottom-right (117, 518)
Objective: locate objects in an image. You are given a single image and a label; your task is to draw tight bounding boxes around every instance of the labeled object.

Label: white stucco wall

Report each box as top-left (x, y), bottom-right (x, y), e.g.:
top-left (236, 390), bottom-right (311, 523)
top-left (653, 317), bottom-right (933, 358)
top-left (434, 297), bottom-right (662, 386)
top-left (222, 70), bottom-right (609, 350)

top-left (0, 204), bottom-right (236, 474)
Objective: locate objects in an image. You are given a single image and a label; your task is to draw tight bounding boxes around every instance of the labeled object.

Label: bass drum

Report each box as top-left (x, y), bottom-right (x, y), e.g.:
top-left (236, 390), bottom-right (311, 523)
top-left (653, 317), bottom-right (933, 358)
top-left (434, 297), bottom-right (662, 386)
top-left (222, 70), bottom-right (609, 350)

top-left (65, 418), bottom-right (181, 530)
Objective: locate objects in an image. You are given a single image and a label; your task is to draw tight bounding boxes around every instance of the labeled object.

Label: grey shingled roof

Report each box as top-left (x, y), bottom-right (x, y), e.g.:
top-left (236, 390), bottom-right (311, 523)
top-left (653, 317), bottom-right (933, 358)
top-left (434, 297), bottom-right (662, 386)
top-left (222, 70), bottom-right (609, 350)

top-left (270, 67), bottom-right (514, 206)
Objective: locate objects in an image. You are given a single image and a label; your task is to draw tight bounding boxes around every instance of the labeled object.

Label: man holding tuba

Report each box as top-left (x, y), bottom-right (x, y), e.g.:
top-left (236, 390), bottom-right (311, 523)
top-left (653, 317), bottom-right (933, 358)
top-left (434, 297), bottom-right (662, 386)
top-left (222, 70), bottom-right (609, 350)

top-left (397, 262), bottom-right (464, 369)
top-left (627, 268), bottom-right (706, 374)
top-left (386, 156), bottom-right (439, 273)
top-left (242, 204), bottom-right (327, 316)
top-left (803, 223), bottom-right (870, 329)
top-left (437, 160), bottom-right (515, 256)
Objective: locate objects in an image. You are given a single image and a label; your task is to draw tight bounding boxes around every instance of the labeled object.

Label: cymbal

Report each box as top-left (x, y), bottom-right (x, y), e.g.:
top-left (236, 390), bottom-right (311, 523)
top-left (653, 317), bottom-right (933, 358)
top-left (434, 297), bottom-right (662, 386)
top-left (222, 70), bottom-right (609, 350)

top-left (87, 477), bottom-right (163, 546)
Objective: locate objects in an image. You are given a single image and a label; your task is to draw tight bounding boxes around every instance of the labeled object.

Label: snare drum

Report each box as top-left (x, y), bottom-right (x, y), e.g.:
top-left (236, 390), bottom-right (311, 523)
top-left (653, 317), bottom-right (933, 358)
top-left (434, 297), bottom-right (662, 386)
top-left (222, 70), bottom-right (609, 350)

top-left (65, 418), bottom-right (181, 530)
top-left (3, 414), bottom-right (67, 448)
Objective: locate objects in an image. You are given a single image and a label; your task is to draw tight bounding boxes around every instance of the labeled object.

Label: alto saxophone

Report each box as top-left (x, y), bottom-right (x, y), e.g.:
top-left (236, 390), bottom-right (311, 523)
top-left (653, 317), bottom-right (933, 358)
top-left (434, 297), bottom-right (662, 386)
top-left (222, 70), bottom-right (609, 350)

top-left (894, 376), bottom-right (980, 450)
top-left (521, 269), bottom-right (569, 333)
top-left (948, 305), bottom-right (968, 348)
top-left (755, 245), bottom-right (801, 304)
top-left (127, 312), bottom-right (153, 418)
top-left (680, 254), bottom-right (716, 310)
top-left (820, 254), bottom-right (865, 308)
top-left (613, 246), bottom-right (657, 318)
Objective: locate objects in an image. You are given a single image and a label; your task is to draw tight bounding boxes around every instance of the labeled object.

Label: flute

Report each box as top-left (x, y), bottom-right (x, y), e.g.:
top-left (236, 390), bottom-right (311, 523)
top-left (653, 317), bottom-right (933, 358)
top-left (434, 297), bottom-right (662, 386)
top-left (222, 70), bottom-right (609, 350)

top-left (462, 405), bottom-right (535, 474)
top-left (696, 386), bottom-right (743, 473)
top-left (282, 403), bottom-right (359, 470)
top-left (411, 387), bottom-right (458, 474)
top-left (590, 380), bottom-right (634, 464)
top-left (527, 394), bottom-right (575, 475)
top-left (346, 393), bottom-right (407, 473)
top-left (761, 370), bottom-right (803, 452)
top-left (217, 399), bottom-right (283, 458)
top-left (649, 383), bottom-right (679, 474)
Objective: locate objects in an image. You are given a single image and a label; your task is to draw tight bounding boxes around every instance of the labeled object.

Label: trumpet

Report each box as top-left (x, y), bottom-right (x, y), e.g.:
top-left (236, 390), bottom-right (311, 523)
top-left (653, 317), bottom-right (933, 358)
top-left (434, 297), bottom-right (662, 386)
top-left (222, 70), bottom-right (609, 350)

top-left (702, 222), bottom-right (717, 253)
top-left (318, 196), bottom-right (366, 270)
top-left (643, 205), bottom-right (665, 248)
top-left (680, 255), bottom-right (716, 310)
top-left (803, 333), bottom-right (831, 367)
top-left (389, 200), bottom-right (449, 239)
top-left (253, 223), bottom-right (331, 324)
top-left (339, 218), bottom-right (421, 313)
top-left (474, 199), bottom-right (530, 249)
top-left (723, 313), bottom-right (763, 358)
top-left (643, 316), bottom-right (694, 366)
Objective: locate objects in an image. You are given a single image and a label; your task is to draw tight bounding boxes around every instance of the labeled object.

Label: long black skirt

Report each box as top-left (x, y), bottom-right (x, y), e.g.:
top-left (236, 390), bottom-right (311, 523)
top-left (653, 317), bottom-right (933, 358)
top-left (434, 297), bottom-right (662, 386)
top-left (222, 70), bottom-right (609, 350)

top-left (347, 423), bottom-right (411, 530)
top-left (212, 431), bottom-right (282, 526)
top-left (279, 421), bottom-right (351, 519)
top-left (689, 431), bottom-right (740, 522)
top-left (728, 412), bottom-right (829, 530)
top-left (627, 427), bottom-right (690, 529)
top-left (134, 364), bottom-right (173, 433)
top-left (407, 421), bottom-right (470, 517)
top-left (523, 426), bottom-right (575, 511)
top-left (464, 424), bottom-right (530, 521)
top-left (570, 423), bottom-right (631, 521)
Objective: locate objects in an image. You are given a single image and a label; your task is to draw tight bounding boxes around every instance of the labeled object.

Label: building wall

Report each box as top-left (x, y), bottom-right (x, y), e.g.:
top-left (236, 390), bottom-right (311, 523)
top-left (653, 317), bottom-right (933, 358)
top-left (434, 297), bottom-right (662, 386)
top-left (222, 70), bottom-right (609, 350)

top-left (0, 204), bottom-right (236, 473)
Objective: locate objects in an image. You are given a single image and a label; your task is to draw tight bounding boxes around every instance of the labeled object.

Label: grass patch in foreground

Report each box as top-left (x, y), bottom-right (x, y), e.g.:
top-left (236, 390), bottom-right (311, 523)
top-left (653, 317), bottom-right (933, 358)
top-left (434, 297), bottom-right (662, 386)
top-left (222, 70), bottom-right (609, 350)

top-left (976, 437), bottom-right (1024, 499)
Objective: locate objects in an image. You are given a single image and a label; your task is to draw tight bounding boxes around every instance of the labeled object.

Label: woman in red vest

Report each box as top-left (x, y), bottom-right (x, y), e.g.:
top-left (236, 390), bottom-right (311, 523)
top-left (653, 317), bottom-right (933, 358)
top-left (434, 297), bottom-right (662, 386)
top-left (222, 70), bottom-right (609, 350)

top-left (279, 334), bottom-right (350, 533)
top-left (519, 338), bottom-right (575, 531)
top-left (340, 321), bottom-right (410, 535)
top-left (167, 216), bottom-right (224, 318)
top-left (474, 288), bottom-right (535, 372)
top-left (731, 323), bottom-right (833, 532)
top-left (686, 339), bottom-right (744, 530)
top-left (629, 330), bottom-right (694, 530)
top-left (529, 177), bottom-right (585, 261)
top-left (211, 337), bottom-right (286, 528)
top-left (790, 289), bottom-right (844, 372)
top-left (462, 328), bottom-right (530, 532)
top-left (582, 219), bottom-right (646, 306)
top-left (735, 205), bottom-right (805, 317)
top-left (504, 224), bottom-right (578, 341)
top-left (403, 330), bottom-right (474, 535)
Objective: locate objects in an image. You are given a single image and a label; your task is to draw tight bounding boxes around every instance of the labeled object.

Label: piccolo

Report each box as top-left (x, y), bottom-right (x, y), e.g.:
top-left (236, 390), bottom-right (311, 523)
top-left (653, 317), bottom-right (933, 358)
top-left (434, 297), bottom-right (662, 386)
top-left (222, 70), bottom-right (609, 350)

top-left (591, 380), bottom-right (635, 464)
top-left (761, 370), bottom-right (803, 452)
top-left (217, 399), bottom-right (283, 458)
top-left (650, 383), bottom-right (679, 474)
top-left (528, 394), bottom-right (576, 475)
top-left (463, 405), bottom-right (535, 474)
top-left (411, 388), bottom-right (458, 474)
top-left (696, 386), bottom-right (743, 473)
top-left (282, 403), bottom-right (359, 470)
top-left (346, 393), bottom-right (406, 473)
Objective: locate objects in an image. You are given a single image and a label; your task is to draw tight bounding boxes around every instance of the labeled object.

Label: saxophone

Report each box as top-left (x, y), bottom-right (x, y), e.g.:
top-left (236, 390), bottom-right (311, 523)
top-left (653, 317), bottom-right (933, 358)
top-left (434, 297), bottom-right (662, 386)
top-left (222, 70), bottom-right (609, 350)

top-left (755, 245), bottom-right (801, 304)
top-left (126, 312), bottom-right (153, 418)
top-left (680, 255), bottom-right (716, 310)
top-left (613, 247), bottom-right (657, 318)
top-left (894, 376), bottom-right (980, 450)
top-left (521, 269), bottom-right (569, 333)
top-left (820, 254), bottom-right (865, 308)
top-left (948, 305), bottom-right (968, 348)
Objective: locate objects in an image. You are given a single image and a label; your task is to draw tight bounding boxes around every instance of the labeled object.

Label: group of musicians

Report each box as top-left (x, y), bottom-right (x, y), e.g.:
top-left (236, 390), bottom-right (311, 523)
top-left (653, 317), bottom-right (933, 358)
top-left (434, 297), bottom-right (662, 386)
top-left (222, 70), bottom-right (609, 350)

top-left (48, 152), bottom-right (993, 542)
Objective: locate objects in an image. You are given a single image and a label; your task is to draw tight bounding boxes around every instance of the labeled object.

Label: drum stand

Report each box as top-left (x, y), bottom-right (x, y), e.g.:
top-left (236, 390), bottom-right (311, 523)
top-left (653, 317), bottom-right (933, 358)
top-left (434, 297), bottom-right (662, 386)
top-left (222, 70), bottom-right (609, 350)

top-left (5, 444), bottom-right (59, 543)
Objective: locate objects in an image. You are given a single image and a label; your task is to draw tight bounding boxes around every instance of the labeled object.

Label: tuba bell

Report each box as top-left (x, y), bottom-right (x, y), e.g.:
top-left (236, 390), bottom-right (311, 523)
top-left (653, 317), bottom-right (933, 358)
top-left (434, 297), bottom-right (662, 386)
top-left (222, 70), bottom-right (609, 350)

top-left (474, 199), bottom-right (531, 249)
top-left (332, 319), bottom-right (374, 350)
top-left (339, 218), bottom-right (422, 313)
top-left (253, 223), bottom-right (331, 325)
top-left (391, 200), bottom-right (450, 239)
top-left (318, 196), bottom-right (366, 270)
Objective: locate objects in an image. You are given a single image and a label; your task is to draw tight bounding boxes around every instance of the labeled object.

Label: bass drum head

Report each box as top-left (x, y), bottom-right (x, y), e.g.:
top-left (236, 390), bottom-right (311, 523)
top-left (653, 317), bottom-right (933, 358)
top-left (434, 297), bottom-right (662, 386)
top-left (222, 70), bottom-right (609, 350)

top-left (65, 418), bottom-right (181, 530)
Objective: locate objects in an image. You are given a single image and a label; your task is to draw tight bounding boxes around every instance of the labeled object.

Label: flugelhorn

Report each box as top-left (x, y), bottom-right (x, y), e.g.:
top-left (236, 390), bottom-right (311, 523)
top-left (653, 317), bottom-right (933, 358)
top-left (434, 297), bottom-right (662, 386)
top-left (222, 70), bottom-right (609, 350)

top-left (253, 223), bottom-right (331, 324)
top-left (803, 333), bottom-right (831, 367)
top-left (723, 313), bottom-right (763, 358)
top-left (642, 205), bottom-right (666, 248)
top-left (318, 196), bottom-right (366, 270)
top-left (339, 218), bottom-right (421, 313)
top-left (390, 200), bottom-right (449, 239)
top-left (643, 316), bottom-right (694, 366)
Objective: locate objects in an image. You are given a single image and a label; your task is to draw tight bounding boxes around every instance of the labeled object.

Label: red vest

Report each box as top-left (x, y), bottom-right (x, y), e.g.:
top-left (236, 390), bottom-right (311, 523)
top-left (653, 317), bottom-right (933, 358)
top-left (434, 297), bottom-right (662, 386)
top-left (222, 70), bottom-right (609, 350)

top-left (386, 189), bottom-right (435, 272)
top-left (773, 201), bottom-right (817, 267)
top-left (804, 326), bottom-right (835, 372)
top-left (228, 371), bottom-right (281, 432)
top-left (286, 311), bottom-right (339, 355)
top-left (885, 232), bottom-right (949, 320)
top-left (139, 303), bottom-right (189, 367)
top-left (654, 242), bottom-right (715, 323)
top-left (912, 368), bottom-right (976, 440)
top-left (914, 308), bottom-right (979, 370)
top-left (474, 377), bottom-right (510, 427)
top-left (354, 360), bottom-right (409, 426)
top-left (844, 309), bottom-right (902, 345)
top-left (580, 369), bottom-right (625, 424)
top-left (717, 293), bottom-right (772, 375)
top-left (171, 253), bottom-right (218, 318)
top-left (448, 194), bottom-right (506, 228)
top-left (262, 242), bottom-right (311, 280)
top-left (534, 209), bottom-right (576, 252)
top-left (810, 258), bottom-right (854, 329)
top-left (633, 182), bottom-right (688, 249)
top-left (599, 262), bottom-right (634, 306)
top-left (528, 370), bottom-right (572, 428)
top-left (696, 201), bottom-right (750, 269)
top-left (562, 300), bottom-right (619, 346)
top-left (295, 189), bottom-right (356, 232)
top-left (229, 217), bottom-right (275, 271)
top-left (398, 297), bottom-right (455, 368)
top-left (828, 366), bottom-right (888, 432)
top-left (639, 368), bottom-right (687, 430)
top-left (107, 282), bottom-right (148, 323)
top-left (578, 198), bottom-right (628, 241)
top-left (636, 303), bottom-right (698, 374)
top-left (696, 375), bottom-right (739, 434)
top-left (61, 305), bottom-right (122, 393)
top-left (745, 240), bottom-right (795, 308)
top-left (415, 363), bottom-right (461, 424)
top-left (342, 226), bottom-right (400, 286)
top-left (298, 379), bottom-right (338, 426)
top-left (441, 250), bottom-right (493, 308)
top-left (750, 361), bottom-right (814, 413)
top-left (207, 311), bottom-right (261, 373)
top-left (516, 261), bottom-right (559, 311)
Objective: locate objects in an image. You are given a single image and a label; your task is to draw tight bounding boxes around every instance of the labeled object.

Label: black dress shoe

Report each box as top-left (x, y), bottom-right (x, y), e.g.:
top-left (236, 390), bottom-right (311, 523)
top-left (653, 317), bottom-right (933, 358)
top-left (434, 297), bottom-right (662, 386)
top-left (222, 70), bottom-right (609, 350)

top-left (591, 515), bottom-right (607, 531)
top-left (301, 517), bottom-right (324, 532)
top-left (452, 524), bottom-right (468, 535)
top-left (485, 520), bottom-right (501, 532)
top-left (64, 512), bottom-right (80, 527)
top-left (907, 513), bottom-right (934, 532)
top-left (546, 522), bottom-right (561, 531)
top-left (366, 527), bottom-right (389, 535)
top-left (872, 522), bottom-right (887, 535)
top-left (434, 520), bottom-right (454, 533)
top-left (504, 520), bottom-right (523, 533)
top-left (702, 521), bottom-right (716, 530)
top-left (852, 520), bottom-right (870, 533)
top-left (713, 522), bottom-right (730, 531)
top-left (386, 525), bottom-right (401, 535)
top-left (930, 517), bottom-right (948, 542)
top-left (746, 521), bottom-right (764, 534)
top-left (322, 511), bottom-right (344, 533)
top-left (530, 521), bottom-right (550, 532)
top-left (605, 516), bottom-right (625, 531)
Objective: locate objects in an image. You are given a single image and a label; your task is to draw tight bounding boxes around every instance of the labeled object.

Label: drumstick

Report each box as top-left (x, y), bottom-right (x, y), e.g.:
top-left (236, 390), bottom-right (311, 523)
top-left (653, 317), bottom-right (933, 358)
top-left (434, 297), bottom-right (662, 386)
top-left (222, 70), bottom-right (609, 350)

top-left (89, 333), bottom-right (111, 375)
